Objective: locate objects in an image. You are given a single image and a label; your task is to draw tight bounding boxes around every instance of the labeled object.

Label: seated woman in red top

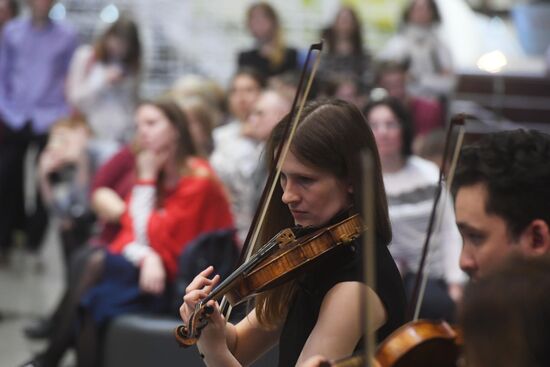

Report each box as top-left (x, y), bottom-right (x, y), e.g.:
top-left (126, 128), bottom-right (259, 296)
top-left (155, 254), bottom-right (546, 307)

top-left (21, 99), bottom-right (234, 367)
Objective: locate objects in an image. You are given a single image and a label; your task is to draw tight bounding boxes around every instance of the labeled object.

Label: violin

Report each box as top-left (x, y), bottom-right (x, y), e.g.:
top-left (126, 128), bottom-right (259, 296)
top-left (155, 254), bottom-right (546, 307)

top-left (174, 214), bottom-right (364, 347)
top-left (325, 320), bottom-right (461, 367)
top-left (375, 320), bottom-right (461, 367)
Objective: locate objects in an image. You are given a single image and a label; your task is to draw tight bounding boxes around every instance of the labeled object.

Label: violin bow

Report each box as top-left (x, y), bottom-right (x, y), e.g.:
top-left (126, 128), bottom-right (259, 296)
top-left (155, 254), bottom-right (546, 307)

top-left (407, 114), bottom-right (467, 321)
top-left (361, 151), bottom-right (377, 367)
top-left (219, 41), bottom-right (324, 320)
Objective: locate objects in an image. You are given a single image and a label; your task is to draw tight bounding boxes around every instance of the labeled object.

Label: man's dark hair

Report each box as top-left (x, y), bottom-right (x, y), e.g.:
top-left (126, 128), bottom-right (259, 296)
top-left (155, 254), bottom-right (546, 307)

top-left (452, 129), bottom-right (550, 239)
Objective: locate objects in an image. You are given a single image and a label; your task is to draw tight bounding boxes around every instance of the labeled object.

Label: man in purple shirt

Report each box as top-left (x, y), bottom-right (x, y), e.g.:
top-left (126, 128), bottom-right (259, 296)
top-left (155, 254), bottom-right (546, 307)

top-left (0, 0), bottom-right (78, 261)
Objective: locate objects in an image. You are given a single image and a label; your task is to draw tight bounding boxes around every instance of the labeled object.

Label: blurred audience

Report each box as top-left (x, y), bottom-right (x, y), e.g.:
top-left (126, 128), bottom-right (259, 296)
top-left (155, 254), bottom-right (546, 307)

top-left (416, 127), bottom-right (446, 167)
top-left (238, 2), bottom-right (298, 78)
top-left (210, 69), bottom-right (264, 245)
top-left (0, 0), bottom-right (78, 263)
top-left (20, 99), bottom-right (234, 367)
top-left (37, 117), bottom-right (96, 270)
top-left (24, 136), bottom-right (138, 341)
top-left (378, 0), bottom-right (456, 100)
top-left (0, 0), bottom-right (18, 35)
top-left (243, 88), bottom-right (291, 209)
top-left (374, 60), bottom-right (444, 141)
top-left (67, 17), bottom-right (142, 164)
top-left (318, 6), bottom-right (372, 90)
top-left (171, 74), bottom-right (226, 119)
top-left (364, 97), bottom-right (464, 322)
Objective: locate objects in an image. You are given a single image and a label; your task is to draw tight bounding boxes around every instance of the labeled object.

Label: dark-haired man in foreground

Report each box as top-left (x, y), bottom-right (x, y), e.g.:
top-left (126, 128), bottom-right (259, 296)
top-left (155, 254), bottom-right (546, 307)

top-left (452, 129), bottom-right (550, 280)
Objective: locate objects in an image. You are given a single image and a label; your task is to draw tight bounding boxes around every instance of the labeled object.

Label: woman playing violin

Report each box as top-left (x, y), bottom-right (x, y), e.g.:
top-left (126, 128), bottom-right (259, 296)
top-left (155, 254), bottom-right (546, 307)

top-left (179, 99), bottom-right (406, 366)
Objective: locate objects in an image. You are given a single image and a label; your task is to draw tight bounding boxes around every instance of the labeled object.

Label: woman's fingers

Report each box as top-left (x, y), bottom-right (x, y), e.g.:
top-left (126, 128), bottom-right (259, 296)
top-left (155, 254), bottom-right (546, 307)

top-left (185, 266), bottom-right (216, 293)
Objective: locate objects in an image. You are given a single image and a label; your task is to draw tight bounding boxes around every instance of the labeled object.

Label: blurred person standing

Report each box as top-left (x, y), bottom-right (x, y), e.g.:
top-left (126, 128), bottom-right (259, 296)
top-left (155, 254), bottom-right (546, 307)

top-left (238, 2), bottom-right (298, 79)
top-left (66, 17), bottom-right (141, 165)
top-left (0, 0), bottom-right (18, 35)
top-left (0, 0), bottom-right (78, 262)
top-left (378, 0), bottom-right (455, 100)
top-left (318, 6), bottom-right (372, 89)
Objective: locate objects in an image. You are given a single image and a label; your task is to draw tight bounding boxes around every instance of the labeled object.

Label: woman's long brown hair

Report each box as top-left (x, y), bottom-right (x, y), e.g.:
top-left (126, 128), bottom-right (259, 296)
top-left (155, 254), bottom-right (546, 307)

top-left (254, 99), bottom-right (392, 327)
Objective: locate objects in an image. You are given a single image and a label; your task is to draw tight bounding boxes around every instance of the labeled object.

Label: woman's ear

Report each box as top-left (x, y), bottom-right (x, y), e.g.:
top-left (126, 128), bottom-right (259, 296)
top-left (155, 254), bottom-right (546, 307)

top-left (347, 180), bottom-right (354, 194)
top-left (524, 219), bottom-right (550, 255)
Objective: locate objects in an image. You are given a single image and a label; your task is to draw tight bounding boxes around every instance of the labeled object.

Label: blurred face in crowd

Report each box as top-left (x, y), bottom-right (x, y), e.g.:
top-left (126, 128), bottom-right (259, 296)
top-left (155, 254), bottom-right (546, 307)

top-left (29, 0), bottom-right (55, 21)
top-left (456, 183), bottom-right (549, 280)
top-left (136, 104), bottom-right (178, 155)
top-left (334, 8), bottom-right (356, 37)
top-left (229, 74), bottom-right (262, 123)
top-left (246, 90), bottom-right (290, 142)
top-left (367, 105), bottom-right (403, 162)
top-left (408, 0), bottom-right (434, 27)
top-left (280, 151), bottom-right (352, 227)
top-left (184, 109), bottom-right (210, 155)
top-left (248, 6), bottom-right (275, 43)
top-left (379, 71), bottom-right (408, 102)
top-left (105, 34), bottom-right (129, 63)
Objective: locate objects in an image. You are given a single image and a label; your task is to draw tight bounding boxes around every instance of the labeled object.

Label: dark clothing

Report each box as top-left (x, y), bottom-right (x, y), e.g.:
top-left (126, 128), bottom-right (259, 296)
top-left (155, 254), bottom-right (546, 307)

top-left (237, 48), bottom-right (298, 78)
top-left (403, 273), bottom-right (456, 322)
top-left (278, 237), bottom-right (406, 367)
top-left (0, 120), bottom-right (48, 253)
top-left (80, 252), bottom-right (170, 326)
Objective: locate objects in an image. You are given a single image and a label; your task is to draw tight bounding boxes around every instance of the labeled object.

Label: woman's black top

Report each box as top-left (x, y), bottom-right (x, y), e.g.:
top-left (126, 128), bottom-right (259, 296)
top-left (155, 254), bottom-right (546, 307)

top-left (237, 47), bottom-right (298, 78)
top-left (277, 236), bottom-right (406, 366)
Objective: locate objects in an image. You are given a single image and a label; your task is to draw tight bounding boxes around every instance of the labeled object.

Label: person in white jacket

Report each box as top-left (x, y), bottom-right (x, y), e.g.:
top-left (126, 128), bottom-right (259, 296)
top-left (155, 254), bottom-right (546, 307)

top-left (378, 0), bottom-right (456, 100)
top-left (66, 17), bottom-right (142, 164)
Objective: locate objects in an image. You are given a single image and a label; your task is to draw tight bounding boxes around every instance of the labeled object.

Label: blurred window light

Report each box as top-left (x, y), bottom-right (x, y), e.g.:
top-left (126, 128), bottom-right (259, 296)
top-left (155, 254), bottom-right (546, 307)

top-left (49, 3), bottom-right (66, 21)
top-left (100, 4), bottom-right (120, 24)
top-left (477, 50), bottom-right (508, 74)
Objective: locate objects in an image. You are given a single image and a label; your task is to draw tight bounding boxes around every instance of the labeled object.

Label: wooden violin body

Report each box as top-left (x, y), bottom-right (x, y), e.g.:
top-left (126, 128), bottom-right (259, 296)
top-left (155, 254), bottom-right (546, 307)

top-left (225, 214), bottom-right (363, 305)
top-left (376, 320), bottom-right (461, 367)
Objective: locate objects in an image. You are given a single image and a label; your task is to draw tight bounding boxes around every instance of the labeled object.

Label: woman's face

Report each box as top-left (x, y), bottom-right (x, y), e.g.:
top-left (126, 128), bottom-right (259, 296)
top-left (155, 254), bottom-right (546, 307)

top-left (105, 34), bottom-right (128, 62)
top-left (408, 0), bottom-right (434, 26)
top-left (229, 74), bottom-right (262, 122)
top-left (368, 105), bottom-right (403, 161)
top-left (280, 150), bottom-right (352, 227)
top-left (248, 7), bottom-right (275, 42)
top-left (334, 8), bottom-right (356, 37)
top-left (135, 104), bottom-right (178, 155)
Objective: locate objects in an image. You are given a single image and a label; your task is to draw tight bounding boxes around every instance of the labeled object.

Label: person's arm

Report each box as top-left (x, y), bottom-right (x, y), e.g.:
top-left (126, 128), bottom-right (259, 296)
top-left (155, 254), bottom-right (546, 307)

top-left (296, 282), bottom-right (386, 366)
top-left (91, 187), bottom-right (126, 223)
top-left (90, 146), bottom-right (135, 222)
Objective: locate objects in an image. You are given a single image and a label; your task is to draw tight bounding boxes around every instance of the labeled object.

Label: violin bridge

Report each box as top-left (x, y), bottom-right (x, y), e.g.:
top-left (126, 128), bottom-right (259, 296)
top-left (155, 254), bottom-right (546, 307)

top-left (276, 228), bottom-right (296, 248)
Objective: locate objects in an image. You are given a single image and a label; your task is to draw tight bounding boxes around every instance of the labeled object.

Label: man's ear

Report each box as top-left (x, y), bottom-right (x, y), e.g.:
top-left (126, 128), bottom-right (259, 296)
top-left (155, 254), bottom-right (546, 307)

top-left (523, 219), bottom-right (550, 255)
